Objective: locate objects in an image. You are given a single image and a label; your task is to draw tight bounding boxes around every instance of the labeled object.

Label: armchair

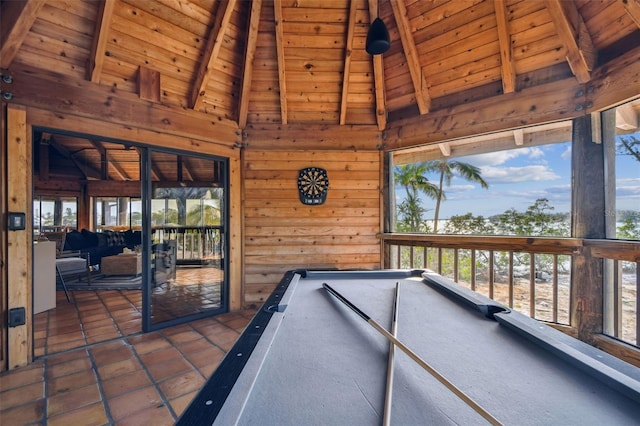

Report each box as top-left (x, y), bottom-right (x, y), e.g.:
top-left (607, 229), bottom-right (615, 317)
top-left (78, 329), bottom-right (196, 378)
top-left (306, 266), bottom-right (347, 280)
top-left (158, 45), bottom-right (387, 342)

top-left (43, 231), bottom-right (91, 300)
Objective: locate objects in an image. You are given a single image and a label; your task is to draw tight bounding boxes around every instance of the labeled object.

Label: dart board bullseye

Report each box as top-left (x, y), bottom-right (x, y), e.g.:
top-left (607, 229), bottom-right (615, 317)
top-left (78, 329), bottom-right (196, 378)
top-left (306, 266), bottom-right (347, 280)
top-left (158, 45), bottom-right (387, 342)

top-left (297, 167), bottom-right (329, 205)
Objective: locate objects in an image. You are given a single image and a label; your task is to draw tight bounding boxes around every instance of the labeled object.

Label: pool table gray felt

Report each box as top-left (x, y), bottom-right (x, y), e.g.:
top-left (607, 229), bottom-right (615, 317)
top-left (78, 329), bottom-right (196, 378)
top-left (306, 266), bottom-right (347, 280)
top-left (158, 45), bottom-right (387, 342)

top-left (180, 269), bottom-right (640, 425)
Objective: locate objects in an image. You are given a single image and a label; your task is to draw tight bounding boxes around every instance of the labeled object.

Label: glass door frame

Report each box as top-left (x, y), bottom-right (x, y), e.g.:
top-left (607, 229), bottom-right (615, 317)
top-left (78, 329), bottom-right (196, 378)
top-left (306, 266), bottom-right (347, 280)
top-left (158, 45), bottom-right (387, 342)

top-left (140, 146), bottom-right (229, 332)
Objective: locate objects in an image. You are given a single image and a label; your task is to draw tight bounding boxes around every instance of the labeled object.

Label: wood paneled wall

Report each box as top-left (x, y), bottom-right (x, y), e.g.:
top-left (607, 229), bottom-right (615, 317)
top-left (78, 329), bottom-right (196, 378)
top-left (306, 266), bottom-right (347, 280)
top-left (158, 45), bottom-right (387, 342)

top-left (243, 150), bottom-right (382, 306)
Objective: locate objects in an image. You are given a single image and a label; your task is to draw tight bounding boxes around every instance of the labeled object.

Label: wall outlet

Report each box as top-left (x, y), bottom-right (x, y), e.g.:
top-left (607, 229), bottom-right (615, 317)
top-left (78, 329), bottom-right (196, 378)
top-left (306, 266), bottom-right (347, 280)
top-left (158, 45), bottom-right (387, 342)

top-left (8, 307), bottom-right (26, 327)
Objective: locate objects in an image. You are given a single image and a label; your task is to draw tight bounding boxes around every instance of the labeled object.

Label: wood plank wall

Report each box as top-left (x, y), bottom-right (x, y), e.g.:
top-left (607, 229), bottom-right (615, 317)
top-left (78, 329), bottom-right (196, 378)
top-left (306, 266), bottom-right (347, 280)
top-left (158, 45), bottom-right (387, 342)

top-left (243, 150), bottom-right (382, 306)
top-left (6, 105), bottom-right (32, 369)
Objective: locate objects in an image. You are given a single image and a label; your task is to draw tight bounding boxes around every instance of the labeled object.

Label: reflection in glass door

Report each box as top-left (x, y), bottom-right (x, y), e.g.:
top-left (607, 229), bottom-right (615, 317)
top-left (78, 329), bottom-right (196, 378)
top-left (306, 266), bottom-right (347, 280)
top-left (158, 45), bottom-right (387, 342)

top-left (142, 149), bottom-right (227, 330)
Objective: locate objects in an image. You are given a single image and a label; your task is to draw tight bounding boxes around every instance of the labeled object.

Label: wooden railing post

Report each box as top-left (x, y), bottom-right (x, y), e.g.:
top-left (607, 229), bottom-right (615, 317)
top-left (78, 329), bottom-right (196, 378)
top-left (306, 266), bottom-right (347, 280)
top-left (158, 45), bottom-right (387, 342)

top-left (571, 246), bottom-right (604, 342)
top-left (570, 114), bottom-right (606, 342)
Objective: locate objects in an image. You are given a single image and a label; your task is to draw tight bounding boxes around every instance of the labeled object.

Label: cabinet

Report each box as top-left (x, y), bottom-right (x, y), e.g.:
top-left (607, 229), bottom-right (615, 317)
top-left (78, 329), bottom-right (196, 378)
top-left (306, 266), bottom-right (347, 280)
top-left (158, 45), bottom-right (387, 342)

top-left (34, 241), bottom-right (56, 314)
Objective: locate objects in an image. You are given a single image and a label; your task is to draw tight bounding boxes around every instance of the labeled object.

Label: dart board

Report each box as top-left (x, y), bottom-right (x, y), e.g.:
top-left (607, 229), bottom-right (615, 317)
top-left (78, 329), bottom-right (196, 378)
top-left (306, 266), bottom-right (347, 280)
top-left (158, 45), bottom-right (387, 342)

top-left (297, 167), bottom-right (329, 205)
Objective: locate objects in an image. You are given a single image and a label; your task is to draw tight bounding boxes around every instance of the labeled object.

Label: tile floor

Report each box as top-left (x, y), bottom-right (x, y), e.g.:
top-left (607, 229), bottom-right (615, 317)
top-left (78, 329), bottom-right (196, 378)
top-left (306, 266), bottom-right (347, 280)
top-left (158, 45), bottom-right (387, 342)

top-left (0, 290), bottom-right (256, 425)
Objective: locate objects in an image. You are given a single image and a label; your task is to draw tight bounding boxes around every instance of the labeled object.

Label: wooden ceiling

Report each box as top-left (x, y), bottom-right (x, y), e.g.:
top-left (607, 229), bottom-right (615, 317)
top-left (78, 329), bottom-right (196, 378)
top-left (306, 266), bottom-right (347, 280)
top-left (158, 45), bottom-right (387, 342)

top-left (33, 131), bottom-right (225, 186)
top-left (2, 0), bottom-right (639, 133)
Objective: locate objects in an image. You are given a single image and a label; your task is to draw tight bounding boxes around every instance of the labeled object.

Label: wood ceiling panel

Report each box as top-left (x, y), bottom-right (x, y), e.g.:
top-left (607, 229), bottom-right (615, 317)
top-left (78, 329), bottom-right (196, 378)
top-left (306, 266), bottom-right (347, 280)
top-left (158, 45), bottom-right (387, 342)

top-left (14, 47), bottom-right (85, 80)
top-left (12, 2), bottom-right (95, 78)
top-left (281, 8), bottom-right (349, 23)
top-left (515, 48), bottom-right (568, 76)
top-left (430, 67), bottom-right (502, 99)
top-left (4, 0), bottom-right (638, 134)
top-left (585, 3), bottom-right (637, 48)
top-left (411, 0), bottom-right (492, 46)
top-left (428, 53), bottom-right (502, 88)
top-left (99, 58), bottom-right (138, 89)
top-left (422, 39), bottom-right (498, 77)
top-left (505, 0), bottom-right (546, 21)
top-left (407, 0), bottom-right (484, 32)
top-left (107, 29), bottom-right (198, 80)
top-left (38, 2), bottom-right (96, 39)
top-left (19, 33), bottom-right (88, 69)
top-left (119, 0), bottom-right (209, 31)
top-left (154, 0), bottom-right (214, 25)
top-left (29, 10), bottom-right (93, 48)
top-left (418, 28), bottom-right (499, 71)
top-left (111, 4), bottom-right (204, 57)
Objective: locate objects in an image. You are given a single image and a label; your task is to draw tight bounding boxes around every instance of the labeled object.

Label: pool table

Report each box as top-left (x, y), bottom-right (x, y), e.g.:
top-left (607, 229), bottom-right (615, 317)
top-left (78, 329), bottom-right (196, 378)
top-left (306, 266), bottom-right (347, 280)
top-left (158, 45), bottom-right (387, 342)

top-left (178, 269), bottom-right (640, 425)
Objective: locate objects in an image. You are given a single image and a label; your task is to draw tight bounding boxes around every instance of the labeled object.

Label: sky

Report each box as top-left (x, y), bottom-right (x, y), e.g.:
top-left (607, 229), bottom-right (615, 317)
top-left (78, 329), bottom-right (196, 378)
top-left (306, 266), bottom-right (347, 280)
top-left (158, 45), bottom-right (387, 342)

top-left (395, 132), bottom-right (640, 220)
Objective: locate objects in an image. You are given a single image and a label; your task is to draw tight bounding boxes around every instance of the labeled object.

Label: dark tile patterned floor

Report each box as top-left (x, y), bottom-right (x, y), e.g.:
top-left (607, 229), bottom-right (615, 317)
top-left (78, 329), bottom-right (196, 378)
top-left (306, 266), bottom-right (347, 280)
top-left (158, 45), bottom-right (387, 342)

top-left (1, 290), bottom-right (256, 425)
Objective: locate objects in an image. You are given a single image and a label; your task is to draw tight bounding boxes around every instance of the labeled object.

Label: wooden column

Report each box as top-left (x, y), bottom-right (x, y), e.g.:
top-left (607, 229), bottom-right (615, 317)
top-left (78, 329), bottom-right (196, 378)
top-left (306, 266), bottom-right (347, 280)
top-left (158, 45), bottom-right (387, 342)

top-left (570, 114), bottom-right (605, 343)
top-left (1, 104), bottom-right (6, 372)
top-left (229, 154), bottom-right (243, 310)
top-left (382, 151), bottom-right (393, 268)
top-left (6, 104), bottom-right (32, 369)
top-left (601, 108), bottom-right (618, 336)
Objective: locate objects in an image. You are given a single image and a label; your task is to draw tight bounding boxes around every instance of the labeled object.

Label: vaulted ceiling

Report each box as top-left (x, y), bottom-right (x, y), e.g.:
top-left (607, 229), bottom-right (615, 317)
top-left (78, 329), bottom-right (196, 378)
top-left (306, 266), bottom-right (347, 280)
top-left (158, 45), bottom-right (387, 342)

top-left (1, 0), bottom-right (640, 129)
top-left (3, 0), bottom-right (639, 136)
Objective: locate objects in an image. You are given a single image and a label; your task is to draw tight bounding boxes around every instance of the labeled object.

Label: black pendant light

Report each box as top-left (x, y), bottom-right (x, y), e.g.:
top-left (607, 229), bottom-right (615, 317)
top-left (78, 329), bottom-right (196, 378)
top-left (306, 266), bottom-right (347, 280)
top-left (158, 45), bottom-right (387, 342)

top-left (366, 1), bottom-right (390, 56)
top-left (366, 18), bottom-right (390, 55)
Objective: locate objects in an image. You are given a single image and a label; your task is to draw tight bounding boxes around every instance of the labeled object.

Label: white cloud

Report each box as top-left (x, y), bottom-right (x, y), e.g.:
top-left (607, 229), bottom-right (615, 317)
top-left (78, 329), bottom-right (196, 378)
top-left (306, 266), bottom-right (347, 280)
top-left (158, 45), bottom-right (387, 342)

top-left (617, 187), bottom-right (640, 198)
top-left (481, 165), bottom-right (560, 183)
top-left (528, 147), bottom-right (545, 158)
top-left (561, 145), bottom-right (572, 160)
top-left (464, 147), bottom-right (547, 167)
top-left (466, 150), bottom-right (524, 167)
top-left (445, 184), bottom-right (476, 193)
top-left (617, 177), bottom-right (640, 186)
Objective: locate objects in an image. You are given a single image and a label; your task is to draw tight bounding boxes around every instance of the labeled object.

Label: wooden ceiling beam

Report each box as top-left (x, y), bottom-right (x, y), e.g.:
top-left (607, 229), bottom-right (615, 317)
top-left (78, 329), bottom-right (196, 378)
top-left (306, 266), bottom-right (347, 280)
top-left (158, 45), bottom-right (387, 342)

top-left (135, 147), bottom-right (162, 181)
top-left (88, 139), bottom-right (108, 180)
top-left (393, 122), bottom-right (573, 165)
top-left (615, 102), bottom-right (638, 130)
top-left (5, 64), bottom-right (240, 147)
top-left (183, 157), bottom-right (196, 181)
top-left (368, 0), bottom-right (387, 131)
top-left (385, 77), bottom-right (583, 150)
top-left (386, 43), bottom-right (640, 150)
top-left (86, 0), bottom-right (115, 83)
top-left (88, 139), bottom-right (106, 156)
top-left (0, 0), bottom-right (47, 68)
top-left (105, 151), bottom-right (131, 181)
top-left (49, 136), bottom-right (101, 180)
top-left (544, 0), bottom-right (594, 84)
top-left (438, 143), bottom-right (451, 156)
top-left (494, 0), bottom-right (516, 94)
top-left (621, 0), bottom-right (640, 28)
top-left (177, 156), bottom-right (195, 182)
top-left (390, 0), bottom-right (431, 114)
top-left (274, 0), bottom-right (288, 124)
top-left (190, 0), bottom-right (237, 111)
top-left (243, 123), bottom-right (381, 151)
top-left (513, 128), bottom-right (524, 146)
top-left (339, 0), bottom-right (358, 125)
top-left (238, 0), bottom-right (262, 129)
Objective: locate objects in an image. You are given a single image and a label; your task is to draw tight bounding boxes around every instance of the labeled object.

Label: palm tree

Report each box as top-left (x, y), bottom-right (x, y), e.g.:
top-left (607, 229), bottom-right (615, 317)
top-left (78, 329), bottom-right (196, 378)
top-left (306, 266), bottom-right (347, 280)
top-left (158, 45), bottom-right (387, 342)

top-left (155, 187), bottom-right (218, 226)
top-left (394, 163), bottom-right (440, 231)
top-left (427, 159), bottom-right (489, 233)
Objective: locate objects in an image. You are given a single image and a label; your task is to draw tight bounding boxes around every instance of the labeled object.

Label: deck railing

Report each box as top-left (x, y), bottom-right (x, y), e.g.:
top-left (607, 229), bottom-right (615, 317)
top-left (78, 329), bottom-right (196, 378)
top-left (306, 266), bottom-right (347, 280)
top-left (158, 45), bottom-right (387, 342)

top-left (153, 226), bottom-right (223, 266)
top-left (382, 234), bottom-right (639, 353)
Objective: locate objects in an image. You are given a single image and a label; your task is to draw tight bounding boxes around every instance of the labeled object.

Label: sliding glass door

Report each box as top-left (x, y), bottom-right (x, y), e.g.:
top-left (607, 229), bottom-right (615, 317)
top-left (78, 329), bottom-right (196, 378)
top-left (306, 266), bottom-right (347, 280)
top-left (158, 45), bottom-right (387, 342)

top-left (142, 149), bottom-right (227, 331)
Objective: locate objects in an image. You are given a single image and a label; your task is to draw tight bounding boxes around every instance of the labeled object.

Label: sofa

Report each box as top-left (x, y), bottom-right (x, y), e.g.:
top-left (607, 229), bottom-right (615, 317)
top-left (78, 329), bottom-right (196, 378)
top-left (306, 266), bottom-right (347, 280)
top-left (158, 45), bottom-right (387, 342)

top-left (63, 229), bottom-right (142, 267)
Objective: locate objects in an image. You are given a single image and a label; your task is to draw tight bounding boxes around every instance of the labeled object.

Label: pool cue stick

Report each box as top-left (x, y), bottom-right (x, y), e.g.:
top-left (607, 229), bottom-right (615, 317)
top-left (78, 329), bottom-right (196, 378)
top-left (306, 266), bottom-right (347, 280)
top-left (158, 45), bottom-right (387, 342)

top-left (383, 282), bottom-right (399, 426)
top-left (322, 283), bottom-right (502, 426)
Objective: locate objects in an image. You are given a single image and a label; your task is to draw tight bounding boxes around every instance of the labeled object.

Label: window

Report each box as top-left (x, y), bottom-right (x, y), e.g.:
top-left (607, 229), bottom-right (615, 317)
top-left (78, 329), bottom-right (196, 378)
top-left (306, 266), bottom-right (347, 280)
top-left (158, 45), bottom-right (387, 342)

top-left (391, 122), bottom-right (573, 237)
top-left (610, 100), bottom-right (640, 241)
top-left (33, 196), bottom-right (78, 234)
top-left (94, 197), bottom-right (142, 230)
